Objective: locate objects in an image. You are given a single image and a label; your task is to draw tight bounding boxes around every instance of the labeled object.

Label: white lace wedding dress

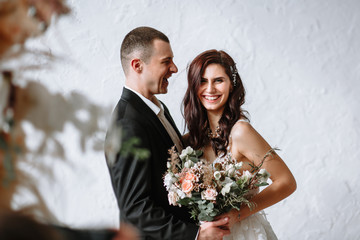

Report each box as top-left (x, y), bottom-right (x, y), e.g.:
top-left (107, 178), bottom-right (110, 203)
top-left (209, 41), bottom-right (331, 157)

top-left (225, 207), bottom-right (278, 240)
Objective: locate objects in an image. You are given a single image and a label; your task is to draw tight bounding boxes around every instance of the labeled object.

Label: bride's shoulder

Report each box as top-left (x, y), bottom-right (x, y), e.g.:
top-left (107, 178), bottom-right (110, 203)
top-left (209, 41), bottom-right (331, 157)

top-left (231, 119), bottom-right (256, 141)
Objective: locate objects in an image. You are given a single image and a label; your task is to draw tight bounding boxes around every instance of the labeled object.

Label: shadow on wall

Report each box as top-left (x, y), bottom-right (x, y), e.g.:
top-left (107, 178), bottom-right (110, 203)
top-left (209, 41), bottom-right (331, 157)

top-left (0, 71), bottom-right (113, 218)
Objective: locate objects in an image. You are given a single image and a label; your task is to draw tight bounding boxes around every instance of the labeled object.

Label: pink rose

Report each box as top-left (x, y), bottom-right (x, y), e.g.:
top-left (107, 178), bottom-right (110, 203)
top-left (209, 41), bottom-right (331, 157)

top-left (201, 188), bottom-right (218, 201)
top-left (184, 172), bottom-right (196, 181)
top-left (182, 180), bottom-right (194, 193)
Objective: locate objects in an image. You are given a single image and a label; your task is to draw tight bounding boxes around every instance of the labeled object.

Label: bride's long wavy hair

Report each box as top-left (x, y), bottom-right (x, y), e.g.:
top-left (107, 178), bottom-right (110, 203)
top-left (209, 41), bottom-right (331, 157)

top-left (182, 50), bottom-right (248, 156)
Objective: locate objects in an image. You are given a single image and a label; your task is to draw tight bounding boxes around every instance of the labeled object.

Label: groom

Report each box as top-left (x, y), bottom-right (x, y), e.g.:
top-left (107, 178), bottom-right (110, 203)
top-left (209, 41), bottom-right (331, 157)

top-left (105, 27), bottom-right (230, 240)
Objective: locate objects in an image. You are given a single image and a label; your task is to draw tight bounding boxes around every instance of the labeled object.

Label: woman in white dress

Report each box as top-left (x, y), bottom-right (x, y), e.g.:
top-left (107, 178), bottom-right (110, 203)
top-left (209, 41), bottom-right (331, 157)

top-left (182, 50), bottom-right (297, 239)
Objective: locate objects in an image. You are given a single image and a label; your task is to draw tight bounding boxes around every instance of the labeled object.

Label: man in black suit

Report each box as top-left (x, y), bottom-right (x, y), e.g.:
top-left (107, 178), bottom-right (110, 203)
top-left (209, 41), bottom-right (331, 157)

top-left (105, 27), bottom-right (230, 240)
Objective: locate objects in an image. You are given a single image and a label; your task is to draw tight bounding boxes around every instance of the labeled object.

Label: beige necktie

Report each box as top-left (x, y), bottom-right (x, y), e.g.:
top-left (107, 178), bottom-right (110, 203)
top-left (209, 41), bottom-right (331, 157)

top-left (158, 108), bottom-right (183, 152)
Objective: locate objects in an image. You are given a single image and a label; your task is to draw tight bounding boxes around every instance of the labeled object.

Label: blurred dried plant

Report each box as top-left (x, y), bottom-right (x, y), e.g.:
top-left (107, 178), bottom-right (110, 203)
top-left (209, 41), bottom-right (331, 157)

top-left (0, 0), bottom-right (72, 211)
top-left (0, 0), bottom-right (70, 58)
top-left (0, 2), bottom-right (142, 239)
top-left (0, 0), bottom-right (114, 212)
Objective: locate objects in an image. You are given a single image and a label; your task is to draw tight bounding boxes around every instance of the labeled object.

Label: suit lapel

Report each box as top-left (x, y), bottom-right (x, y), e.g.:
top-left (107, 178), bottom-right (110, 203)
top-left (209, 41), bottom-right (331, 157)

top-left (121, 88), bottom-right (174, 146)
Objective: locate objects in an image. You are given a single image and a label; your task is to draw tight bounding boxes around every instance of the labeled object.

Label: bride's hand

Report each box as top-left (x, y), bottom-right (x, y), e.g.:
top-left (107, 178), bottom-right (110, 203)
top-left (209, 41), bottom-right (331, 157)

top-left (198, 218), bottom-right (230, 240)
top-left (215, 209), bottom-right (241, 229)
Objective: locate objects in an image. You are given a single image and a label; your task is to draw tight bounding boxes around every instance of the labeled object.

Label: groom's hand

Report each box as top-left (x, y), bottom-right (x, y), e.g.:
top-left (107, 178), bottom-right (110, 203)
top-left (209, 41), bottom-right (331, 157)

top-left (198, 217), bottom-right (230, 240)
top-left (111, 222), bottom-right (139, 240)
top-left (215, 209), bottom-right (241, 230)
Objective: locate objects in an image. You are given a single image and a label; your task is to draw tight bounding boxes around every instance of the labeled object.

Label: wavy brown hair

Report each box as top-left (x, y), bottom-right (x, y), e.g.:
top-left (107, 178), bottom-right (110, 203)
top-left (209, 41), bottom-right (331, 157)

top-left (182, 50), bottom-right (248, 156)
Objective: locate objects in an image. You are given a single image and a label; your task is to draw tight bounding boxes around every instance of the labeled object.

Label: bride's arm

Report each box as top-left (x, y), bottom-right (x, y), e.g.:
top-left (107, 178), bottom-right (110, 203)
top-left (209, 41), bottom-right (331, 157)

top-left (222, 121), bottom-right (297, 227)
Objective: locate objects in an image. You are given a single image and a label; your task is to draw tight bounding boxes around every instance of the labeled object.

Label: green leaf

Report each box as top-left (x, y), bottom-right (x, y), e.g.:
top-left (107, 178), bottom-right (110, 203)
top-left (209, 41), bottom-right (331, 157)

top-left (2, 153), bottom-right (16, 186)
top-left (120, 137), bottom-right (150, 160)
top-left (0, 136), bottom-right (7, 150)
top-left (198, 203), bottom-right (207, 210)
top-left (209, 212), bottom-right (218, 217)
top-left (177, 197), bottom-right (192, 205)
top-left (195, 150), bottom-right (203, 156)
top-left (207, 202), bottom-right (214, 209)
top-left (190, 196), bottom-right (201, 203)
top-left (196, 200), bottom-right (206, 205)
top-left (198, 212), bottom-right (213, 222)
top-left (134, 149), bottom-right (150, 159)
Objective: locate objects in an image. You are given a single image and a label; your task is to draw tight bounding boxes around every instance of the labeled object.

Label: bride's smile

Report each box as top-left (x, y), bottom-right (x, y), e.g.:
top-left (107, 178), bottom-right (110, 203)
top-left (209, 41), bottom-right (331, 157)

top-left (203, 95), bottom-right (221, 101)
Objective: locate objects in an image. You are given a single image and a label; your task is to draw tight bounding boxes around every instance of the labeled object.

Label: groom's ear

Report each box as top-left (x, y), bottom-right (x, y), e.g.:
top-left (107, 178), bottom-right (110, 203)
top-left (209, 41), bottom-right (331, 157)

top-left (130, 58), bottom-right (143, 73)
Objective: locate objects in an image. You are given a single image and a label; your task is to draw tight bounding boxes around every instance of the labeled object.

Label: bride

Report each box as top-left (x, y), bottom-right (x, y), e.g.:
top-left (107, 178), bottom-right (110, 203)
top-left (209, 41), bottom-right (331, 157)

top-left (182, 50), bottom-right (297, 239)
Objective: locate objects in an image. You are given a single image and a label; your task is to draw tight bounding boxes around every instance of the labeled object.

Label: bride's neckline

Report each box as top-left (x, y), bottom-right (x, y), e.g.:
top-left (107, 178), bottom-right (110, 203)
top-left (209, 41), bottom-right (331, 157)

top-left (201, 118), bottom-right (248, 163)
top-left (201, 146), bottom-right (233, 165)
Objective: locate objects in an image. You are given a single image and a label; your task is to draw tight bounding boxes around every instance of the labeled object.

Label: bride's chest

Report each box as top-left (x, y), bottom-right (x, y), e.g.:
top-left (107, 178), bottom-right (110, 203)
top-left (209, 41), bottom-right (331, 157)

top-left (201, 146), bottom-right (217, 164)
top-left (202, 146), bottom-right (254, 172)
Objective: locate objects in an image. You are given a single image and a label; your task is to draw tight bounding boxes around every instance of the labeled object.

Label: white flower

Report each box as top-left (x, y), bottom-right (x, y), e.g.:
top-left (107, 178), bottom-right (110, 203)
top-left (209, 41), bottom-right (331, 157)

top-left (169, 185), bottom-right (186, 199)
top-left (226, 164), bottom-right (234, 171)
top-left (258, 169), bottom-right (271, 182)
top-left (168, 192), bottom-right (180, 206)
top-left (164, 173), bottom-right (176, 191)
top-left (184, 160), bottom-right (194, 168)
top-left (223, 177), bottom-right (233, 184)
top-left (226, 164), bottom-right (235, 176)
top-left (214, 171), bottom-right (221, 180)
top-left (180, 146), bottom-right (194, 160)
top-left (221, 182), bottom-right (234, 196)
top-left (177, 188), bottom-right (185, 197)
top-left (201, 188), bottom-right (218, 201)
top-left (241, 170), bottom-right (252, 182)
top-left (167, 161), bottom-right (171, 168)
top-left (184, 146), bottom-right (194, 154)
top-left (235, 162), bottom-right (243, 169)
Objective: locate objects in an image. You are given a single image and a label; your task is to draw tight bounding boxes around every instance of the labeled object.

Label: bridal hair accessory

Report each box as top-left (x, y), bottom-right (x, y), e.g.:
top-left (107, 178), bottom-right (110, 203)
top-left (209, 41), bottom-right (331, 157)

top-left (207, 125), bottom-right (221, 139)
top-left (230, 64), bottom-right (238, 87)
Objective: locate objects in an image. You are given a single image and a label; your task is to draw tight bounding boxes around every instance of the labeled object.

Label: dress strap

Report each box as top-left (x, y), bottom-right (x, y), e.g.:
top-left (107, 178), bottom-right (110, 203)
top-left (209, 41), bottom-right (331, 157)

top-left (236, 118), bottom-right (248, 123)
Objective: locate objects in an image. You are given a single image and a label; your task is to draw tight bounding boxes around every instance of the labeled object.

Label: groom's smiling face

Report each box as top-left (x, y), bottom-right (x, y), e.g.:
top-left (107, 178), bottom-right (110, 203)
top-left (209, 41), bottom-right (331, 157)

top-left (141, 39), bottom-right (178, 98)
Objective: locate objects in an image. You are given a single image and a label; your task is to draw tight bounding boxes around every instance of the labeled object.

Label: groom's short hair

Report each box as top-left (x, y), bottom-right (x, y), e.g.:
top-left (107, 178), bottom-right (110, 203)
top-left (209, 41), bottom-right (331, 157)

top-left (120, 26), bottom-right (169, 75)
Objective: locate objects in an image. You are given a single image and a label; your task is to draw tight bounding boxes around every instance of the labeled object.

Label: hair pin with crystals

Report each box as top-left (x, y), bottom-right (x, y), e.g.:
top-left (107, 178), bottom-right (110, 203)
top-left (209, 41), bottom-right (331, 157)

top-left (229, 65), bottom-right (238, 87)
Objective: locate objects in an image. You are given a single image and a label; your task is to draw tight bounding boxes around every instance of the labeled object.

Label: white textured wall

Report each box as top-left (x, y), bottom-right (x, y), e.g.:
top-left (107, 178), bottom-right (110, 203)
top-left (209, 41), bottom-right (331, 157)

top-left (17, 0), bottom-right (360, 239)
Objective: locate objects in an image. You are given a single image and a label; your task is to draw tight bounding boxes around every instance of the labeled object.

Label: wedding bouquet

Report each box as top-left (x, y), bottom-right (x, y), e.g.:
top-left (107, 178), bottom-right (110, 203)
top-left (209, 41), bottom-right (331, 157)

top-left (163, 146), bottom-right (275, 222)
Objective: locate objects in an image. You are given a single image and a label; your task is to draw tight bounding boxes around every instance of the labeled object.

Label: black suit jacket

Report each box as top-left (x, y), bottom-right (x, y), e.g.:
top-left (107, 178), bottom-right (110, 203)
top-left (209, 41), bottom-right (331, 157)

top-left (105, 88), bottom-right (198, 240)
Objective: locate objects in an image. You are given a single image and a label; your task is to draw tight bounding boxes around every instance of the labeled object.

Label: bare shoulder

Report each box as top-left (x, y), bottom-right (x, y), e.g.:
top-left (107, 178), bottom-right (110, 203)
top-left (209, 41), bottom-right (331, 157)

top-left (231, 120), bottom-right (257, 141)
top-left (231, 120), bottom-right (272, 163)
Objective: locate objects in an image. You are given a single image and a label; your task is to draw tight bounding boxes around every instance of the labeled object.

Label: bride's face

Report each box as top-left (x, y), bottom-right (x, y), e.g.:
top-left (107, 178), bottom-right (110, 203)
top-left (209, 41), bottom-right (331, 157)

top-left (197, 63), bottom-right (232, 115)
